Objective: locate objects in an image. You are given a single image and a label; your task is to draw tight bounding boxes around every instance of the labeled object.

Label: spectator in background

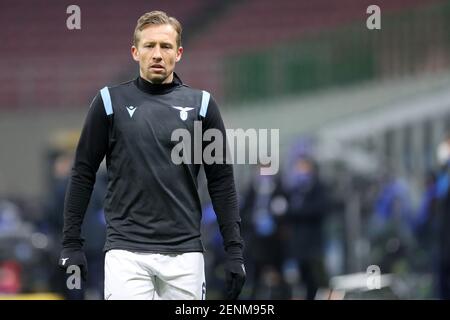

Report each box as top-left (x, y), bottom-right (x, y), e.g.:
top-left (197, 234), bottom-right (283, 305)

top-left (281, 156), bottom-right (329, 300)
top-left (0, 200), bottom-right (24, 294)
top-left (241, 164), bottom-right (289, 299)
top-left (46, 152), bottom-right (107, 299)
top-left (433, 136), bottom-right (450, 299)
top-left (199, 203), bottom-right (228, 299)
top-left (413, 171), bottom-right (438, 275)
top-left (368, 173), bottom-right (416, 274)
top-left (46, 152), bottom-right (74, 238)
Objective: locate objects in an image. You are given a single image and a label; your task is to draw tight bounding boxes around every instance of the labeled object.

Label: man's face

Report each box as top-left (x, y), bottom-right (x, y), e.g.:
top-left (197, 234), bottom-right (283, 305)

top-left (295, 158), bottom-right (313, 175)
top-left (131, 24), bottom-right (183, 84)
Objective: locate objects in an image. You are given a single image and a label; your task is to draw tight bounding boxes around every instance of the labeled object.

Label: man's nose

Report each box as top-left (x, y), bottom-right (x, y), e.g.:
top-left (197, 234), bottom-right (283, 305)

top-left (152, 46), bottom-right (162, 60)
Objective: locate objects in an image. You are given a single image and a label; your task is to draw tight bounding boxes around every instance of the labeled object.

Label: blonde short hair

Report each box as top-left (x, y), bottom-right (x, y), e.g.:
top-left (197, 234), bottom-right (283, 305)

top-left (133, 11), bottom-right (182, 48)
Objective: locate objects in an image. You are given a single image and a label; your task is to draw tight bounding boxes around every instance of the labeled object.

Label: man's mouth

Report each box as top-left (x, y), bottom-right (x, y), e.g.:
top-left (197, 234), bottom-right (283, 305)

top-left (150, 64), bottom-right (164, 70)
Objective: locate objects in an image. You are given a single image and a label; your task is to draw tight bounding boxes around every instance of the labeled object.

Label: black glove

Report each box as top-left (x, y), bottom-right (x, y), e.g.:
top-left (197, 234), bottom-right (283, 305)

top-left (225, 259), bottom-right (246, 300)
top-left (58, 248), bottom-right (88, 281)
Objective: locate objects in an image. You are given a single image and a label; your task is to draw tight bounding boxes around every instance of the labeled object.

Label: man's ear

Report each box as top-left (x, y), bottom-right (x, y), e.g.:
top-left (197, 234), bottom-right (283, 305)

top-left (175, 46), bottom-right (183, 62)
top-left (131, 45), bottom-right (139, 62)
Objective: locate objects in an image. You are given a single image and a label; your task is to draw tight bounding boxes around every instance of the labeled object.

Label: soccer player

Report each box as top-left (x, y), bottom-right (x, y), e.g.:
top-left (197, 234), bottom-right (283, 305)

top-left (58, 10), bottom-right (245, 300)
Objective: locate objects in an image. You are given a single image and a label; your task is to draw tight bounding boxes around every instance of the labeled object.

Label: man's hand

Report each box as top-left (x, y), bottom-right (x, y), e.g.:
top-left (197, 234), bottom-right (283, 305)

top-left (58, 248), bottom-right (88, 281)
top-left (225, 260), bottom-right (246, 300)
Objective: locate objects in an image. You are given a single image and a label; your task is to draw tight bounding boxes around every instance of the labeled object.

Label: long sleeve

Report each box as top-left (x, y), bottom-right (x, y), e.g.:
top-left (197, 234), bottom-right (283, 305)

top-left (202, 96), bottom-right (244, 262)
top-left (62, 93), bottom-right (109, 249)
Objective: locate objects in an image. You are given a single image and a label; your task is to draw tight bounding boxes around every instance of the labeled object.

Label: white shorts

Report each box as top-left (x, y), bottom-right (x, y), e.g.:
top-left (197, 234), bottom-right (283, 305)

top-left (104, 249), bottom-right (205, 300)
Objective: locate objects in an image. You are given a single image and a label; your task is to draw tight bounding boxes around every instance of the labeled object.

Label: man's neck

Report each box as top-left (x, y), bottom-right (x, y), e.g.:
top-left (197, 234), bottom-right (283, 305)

top-left (140, 73), bottom-right (173, 85)
top-left (135, 73), bottom-right (181, 95)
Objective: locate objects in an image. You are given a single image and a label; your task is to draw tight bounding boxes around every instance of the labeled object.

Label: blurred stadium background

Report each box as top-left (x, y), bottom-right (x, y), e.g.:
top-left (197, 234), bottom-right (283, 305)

top-left (1, 0), bottom-right (450, 299)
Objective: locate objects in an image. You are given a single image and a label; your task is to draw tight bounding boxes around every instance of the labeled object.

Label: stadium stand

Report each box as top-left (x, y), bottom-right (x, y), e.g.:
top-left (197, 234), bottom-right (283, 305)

top-left (1, 0), bottom-right (443, 110)
top-left (0, 0), bottom-right (210, 109)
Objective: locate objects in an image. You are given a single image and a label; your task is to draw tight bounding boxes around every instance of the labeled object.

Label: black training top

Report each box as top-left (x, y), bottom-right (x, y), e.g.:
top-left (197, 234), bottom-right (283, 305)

top-left (62, 73), bottom-right (243, 260)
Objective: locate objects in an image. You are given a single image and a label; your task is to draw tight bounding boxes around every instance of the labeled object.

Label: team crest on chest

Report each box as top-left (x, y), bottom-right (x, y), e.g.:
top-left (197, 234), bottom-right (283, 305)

top-left (171, 106), bottom-right (194, 121)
